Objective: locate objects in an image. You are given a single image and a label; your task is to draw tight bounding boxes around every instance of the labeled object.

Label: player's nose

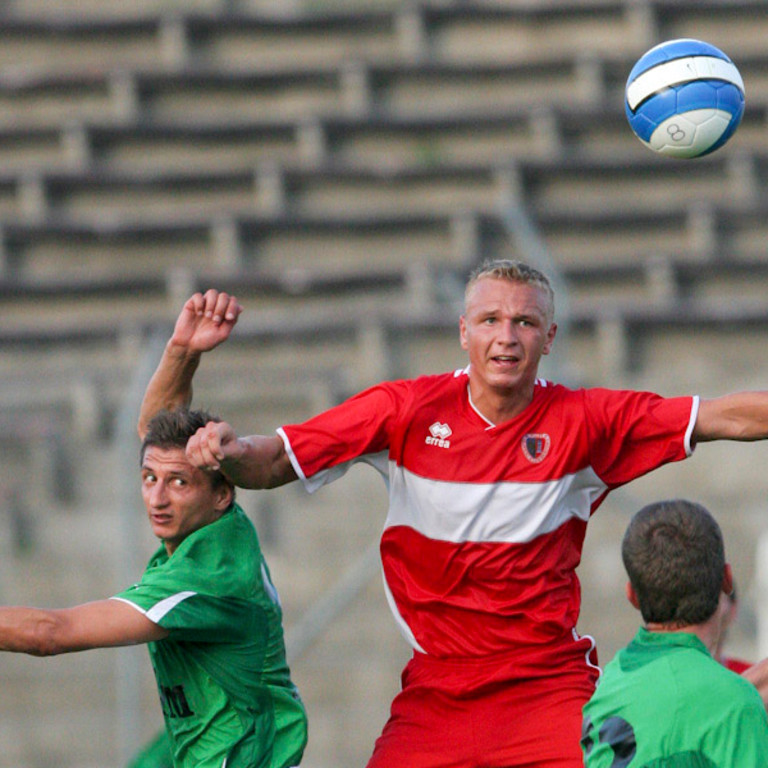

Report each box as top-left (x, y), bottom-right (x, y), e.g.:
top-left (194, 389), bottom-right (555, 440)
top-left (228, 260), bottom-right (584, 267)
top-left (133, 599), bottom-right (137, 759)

top-left (496, 319), bottom-right (518, 343)
top-left (148, 480), bottom-right (169, 507)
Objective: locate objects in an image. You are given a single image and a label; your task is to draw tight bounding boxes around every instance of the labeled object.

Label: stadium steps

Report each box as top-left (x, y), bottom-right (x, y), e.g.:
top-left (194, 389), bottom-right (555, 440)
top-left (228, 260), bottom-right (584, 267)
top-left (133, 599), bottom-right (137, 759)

top-left (130, 57), bottom-right (605, 124)
top-left (654, 0), bottom-right (768, 57)
top-left (1, 150), bottom-right (763, 275)
top-left (0, 16), bottom-right (171, 73)
top-left (0, 57), bottom-right (608, 128)
top-left (27, 111), bottom-right (551, 172)
top-left (2, 1), bottom-right (766, 74)
top-left (416, 1), bottom-right (655, 65)
top-left (1, 2), bottom-right (768, 766)
top-left (0, 209), bottom-right (502, 280)
top-left (22, 162), bottom-right (508, 220)
top-left (518, 154), bottom-right (756, 216)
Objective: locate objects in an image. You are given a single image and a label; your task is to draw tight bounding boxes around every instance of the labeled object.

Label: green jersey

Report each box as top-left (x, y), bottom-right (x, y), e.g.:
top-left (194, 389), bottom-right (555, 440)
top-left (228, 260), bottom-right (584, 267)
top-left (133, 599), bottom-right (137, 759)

top-left (114, 504), bottom-right (307, 768)
top-left (582, 627), bottom-right (768, 768)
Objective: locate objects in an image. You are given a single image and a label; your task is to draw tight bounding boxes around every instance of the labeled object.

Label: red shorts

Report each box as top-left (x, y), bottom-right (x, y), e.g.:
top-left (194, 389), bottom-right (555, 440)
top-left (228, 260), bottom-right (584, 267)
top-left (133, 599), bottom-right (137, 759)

top-left (366, 635), bottom-right (600, 768)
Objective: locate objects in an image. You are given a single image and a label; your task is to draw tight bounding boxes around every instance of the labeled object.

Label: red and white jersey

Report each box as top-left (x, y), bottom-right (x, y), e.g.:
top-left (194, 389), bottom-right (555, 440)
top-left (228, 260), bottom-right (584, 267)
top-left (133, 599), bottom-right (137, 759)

top-left (278, 369), bottom-right (698, 661)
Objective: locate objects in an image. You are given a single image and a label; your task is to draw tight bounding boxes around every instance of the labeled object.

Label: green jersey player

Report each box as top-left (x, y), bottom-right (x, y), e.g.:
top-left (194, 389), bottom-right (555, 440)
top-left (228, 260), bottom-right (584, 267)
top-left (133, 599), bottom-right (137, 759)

top-left (122, 407), bottom-right (307, 767)
top-left (0, 407), bottom-right (306, 768)
top-left (114, 499), bottom-right (306, 768)
top-left (582, 499), bottom-right (768, 767)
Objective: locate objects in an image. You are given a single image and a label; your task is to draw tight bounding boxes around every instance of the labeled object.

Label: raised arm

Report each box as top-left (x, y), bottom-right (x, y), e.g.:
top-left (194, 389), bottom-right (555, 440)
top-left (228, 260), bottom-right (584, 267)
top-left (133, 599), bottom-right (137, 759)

top-left (694, 391), bottom-right (768, 443)
top-left (0, 599), bottom-right (168, 656)
top-left (185, 420), bottom-right (298, 489)
top-left (139, 291), bottom-right (242, 438)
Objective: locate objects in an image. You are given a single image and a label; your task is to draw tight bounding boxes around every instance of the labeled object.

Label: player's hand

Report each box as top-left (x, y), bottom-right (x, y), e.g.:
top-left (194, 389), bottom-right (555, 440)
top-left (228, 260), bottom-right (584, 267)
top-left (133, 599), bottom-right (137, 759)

top-left (170, 290), bottom-right (242, 353)
top-left (186, 420), bottom-right (243, 472)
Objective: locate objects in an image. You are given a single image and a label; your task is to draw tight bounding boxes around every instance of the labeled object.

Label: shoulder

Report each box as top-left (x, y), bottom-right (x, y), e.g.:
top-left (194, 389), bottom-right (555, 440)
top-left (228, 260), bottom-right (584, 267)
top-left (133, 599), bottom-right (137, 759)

top-left (694, 663), bottom-right (768, 745)
top-left (359, 370), bottom-right (469, 405)
top-left (174, 508), bottom-right (261, 576)
top-left (671, 648), bottom-right (763, 706)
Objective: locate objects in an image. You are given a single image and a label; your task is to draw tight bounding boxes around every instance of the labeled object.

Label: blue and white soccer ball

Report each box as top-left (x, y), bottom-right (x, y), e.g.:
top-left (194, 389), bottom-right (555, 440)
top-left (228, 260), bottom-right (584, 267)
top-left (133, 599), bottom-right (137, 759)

top-left (625, 38), bottom-right (745, 158)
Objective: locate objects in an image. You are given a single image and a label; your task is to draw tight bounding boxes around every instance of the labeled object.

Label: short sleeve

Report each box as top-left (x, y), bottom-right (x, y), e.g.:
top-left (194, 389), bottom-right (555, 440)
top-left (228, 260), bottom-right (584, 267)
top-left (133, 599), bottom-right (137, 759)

top-left (583, 388), bottom-right (697, 487)
top-left (113, 568), bottom-right (260, 642)
top-left (279, 379), bottom-right (410, 488)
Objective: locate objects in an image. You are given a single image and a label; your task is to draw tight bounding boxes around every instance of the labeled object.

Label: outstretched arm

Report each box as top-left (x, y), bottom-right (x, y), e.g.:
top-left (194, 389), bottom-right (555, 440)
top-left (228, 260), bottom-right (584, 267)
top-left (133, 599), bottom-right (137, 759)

top-left (185, 421), bottom-right (298, 489)
top-left (694, 392), bottom-right (768, 443)
top-left (139, 291), bottom-right (242, 438)
top-left (0, 599), bottom-right (168, 656)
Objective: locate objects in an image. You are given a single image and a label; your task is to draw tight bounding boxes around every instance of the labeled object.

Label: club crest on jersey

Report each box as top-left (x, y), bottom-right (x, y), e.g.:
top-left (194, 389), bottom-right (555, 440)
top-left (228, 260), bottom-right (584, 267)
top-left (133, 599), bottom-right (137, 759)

top-left (426, 421), bottom-right (452, 449)
top-left (522, 433), bottom-right (550, 463)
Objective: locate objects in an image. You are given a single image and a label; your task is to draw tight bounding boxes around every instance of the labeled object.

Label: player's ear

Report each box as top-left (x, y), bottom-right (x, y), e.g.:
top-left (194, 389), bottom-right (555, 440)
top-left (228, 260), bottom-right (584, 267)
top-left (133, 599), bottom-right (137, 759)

top-left (459, 315), bottom-right (468, 350)
top-left (215, 483), bottom-right (234, 512)
top-left (625, 581), bottom-right (640, 610)
top-left (722, 562), bottom-right (734, 597)
top-left (542, 322), bottom-right (557, 355)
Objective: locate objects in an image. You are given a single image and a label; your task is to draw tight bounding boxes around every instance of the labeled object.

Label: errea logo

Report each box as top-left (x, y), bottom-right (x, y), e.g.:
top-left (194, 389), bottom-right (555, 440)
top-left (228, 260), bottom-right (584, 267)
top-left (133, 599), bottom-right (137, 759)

top-left (426, 422), bottom-right (452, 449)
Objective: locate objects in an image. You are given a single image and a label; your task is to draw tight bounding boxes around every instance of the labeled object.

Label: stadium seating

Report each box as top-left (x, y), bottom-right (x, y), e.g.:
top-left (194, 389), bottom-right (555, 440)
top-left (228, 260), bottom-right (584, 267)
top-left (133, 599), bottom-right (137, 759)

top-left (2, 1), bottom-right (768, 766)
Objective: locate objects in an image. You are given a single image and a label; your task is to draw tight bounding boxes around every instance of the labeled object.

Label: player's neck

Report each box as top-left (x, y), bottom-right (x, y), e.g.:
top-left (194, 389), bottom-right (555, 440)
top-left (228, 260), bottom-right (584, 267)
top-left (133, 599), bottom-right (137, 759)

top-left (467, 383), bottom-right (535, 426)
top-left (644, 619), bottom-right (720, 654)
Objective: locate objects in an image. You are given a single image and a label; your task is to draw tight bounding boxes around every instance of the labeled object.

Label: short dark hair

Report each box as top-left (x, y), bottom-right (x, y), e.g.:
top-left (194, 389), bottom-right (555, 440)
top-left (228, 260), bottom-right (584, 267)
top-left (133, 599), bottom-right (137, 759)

top-left (621, 499), bottom-right (725, 627)
top-left (140, 408), bottom-right (234, 498)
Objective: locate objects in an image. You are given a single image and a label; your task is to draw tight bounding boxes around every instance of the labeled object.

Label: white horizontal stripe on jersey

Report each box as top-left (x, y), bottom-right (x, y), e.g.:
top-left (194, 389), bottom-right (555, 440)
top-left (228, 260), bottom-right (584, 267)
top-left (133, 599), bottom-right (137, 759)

top-left (385, 464), bottom-right (607, 544)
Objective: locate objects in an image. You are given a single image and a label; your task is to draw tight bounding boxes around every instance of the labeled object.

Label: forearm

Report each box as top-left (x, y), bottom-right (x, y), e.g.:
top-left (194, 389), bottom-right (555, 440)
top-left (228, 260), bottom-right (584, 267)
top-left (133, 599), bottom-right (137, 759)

top-left (0, 606), bottom-right (64, 656)
top-left (0, 601), bottom-right (167, 656)
top-left (220, 435), bottom-right (297, 490)
top-left (695, 392), bottom-right (768, 443)
top-left (138, 341), bottom-right (202, 438)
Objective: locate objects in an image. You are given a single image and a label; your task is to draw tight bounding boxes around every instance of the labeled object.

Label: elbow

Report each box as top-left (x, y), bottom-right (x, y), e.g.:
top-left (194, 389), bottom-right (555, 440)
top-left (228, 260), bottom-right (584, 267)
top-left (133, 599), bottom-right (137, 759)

top-left (25, 615), bottom-right (67, 657)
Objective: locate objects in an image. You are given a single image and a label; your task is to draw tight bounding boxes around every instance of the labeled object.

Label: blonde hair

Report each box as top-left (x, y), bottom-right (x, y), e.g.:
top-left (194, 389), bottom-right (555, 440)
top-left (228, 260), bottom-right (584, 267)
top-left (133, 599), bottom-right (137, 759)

top-left (464, 259), bottom-right (555, 322)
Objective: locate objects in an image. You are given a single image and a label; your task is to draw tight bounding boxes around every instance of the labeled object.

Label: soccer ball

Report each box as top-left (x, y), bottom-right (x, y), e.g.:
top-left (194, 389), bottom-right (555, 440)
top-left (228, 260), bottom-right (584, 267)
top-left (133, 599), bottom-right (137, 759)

top-left (624, 38), bottom-right (745, 158)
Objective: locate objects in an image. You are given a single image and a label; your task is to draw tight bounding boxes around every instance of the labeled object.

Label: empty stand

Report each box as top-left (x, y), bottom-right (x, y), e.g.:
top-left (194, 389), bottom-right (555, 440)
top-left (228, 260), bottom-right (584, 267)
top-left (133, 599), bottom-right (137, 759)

top-left (283, 162), bottom-right (508, 216)
top-left (0, 218), bottom-right (215, 279)
top-left (183, 9), bottom-right (405, 69)
top-left (87, 121), bottom-right (306, 172)
top-left (0, 71), bottom-right (118, 129)
top-left (0, 17), bottom-right (170, 73)
top-left (366, 57), bottom-right (606, 115)
top-left (135, 67), bottom-right (349, 124)
top-left (2, 3), bottom-right (768, 768)
top-left (0, 126), bottom-right (77, 172)
top-left (518, 153), bottom-right (758, 217)
top-left (655, 0), bottom-right (768, 57)
top-left (419, 1), bottom-right (656, 64)
top-left (0, 209), bottom-right (497, 279)
top-left (321, 109), bottom-right (558, 165)
top-left (43, 168), bottom-right (259, 221)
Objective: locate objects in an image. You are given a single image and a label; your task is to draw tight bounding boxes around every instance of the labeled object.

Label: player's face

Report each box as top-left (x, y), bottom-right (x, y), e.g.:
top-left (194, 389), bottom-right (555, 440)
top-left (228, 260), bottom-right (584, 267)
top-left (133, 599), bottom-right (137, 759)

top-left (141, 445), bottom-right (233, 555)
top-left (460, 277), bottom-right (556, 408)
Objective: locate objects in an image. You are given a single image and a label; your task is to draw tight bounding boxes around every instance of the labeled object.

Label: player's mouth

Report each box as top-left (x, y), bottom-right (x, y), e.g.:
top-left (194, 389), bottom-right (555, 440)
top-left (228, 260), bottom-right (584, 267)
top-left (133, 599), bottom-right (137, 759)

top-left (491, 355), bottom-right (519, 366)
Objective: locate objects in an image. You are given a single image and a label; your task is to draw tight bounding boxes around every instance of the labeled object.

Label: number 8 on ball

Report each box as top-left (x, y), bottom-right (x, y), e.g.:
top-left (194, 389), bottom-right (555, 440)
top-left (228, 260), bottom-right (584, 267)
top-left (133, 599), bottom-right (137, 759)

top-left (624, 38), bottom-right (745, 159)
